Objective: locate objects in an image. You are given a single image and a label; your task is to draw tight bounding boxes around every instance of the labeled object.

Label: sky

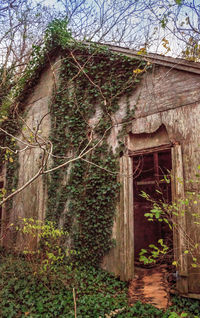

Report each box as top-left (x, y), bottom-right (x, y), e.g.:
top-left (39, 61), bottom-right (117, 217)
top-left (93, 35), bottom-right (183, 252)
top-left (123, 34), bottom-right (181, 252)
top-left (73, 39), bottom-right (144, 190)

top-left (2, 0), bottom-right (199, 60)
top-left (32, 0), bottom-right (189, 57)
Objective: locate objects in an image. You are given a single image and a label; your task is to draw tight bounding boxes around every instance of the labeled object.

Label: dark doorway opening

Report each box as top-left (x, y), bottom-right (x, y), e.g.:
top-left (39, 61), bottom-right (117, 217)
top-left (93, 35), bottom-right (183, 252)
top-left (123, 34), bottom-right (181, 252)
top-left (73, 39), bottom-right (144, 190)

top-left (132, 148), bottom-right (173, 264)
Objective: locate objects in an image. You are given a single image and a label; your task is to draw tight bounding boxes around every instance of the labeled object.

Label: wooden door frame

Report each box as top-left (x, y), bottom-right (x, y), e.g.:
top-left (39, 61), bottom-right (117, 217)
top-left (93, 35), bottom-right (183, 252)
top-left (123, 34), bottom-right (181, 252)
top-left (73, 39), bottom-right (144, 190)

top-left (128, 143), bottom-right (188, 292)
top-left (102, 143), bottom-right (188, 291)
top-left (172, 144), bottom-right (188, 293)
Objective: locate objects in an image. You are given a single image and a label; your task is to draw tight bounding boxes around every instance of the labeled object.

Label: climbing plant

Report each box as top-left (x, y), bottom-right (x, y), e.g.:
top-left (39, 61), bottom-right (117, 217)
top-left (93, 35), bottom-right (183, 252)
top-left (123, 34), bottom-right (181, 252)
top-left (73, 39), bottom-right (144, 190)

top-left (0, 19), bottom-right (151, 266)
top-left (46, 35), bottom-right (151, 265)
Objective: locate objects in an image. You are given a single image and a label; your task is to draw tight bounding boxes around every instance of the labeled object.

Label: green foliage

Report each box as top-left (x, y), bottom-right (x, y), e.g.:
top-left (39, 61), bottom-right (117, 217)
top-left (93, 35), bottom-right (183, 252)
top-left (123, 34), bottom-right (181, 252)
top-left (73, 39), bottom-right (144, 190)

top-left (139, 172), bottom-right (200, 268)
top-left (68, 153), bottom-right (120, 266)
top-left (0, 67), bottom-right (14, 117)
top-left (175, 0), bottom-right (183, 5)
top-left (1, 18), bottom-right (150, 267)
top-left (13, 218), bottom-right (76, 273)
top-left (0, 255), bottom-right (127, 317)
top-left (139, 239), bottom-right (169, 265)
top-left (0, 20), bottom-right (71, 121)
top-left (46, 40), bottom-right (149, 266)
top-left (161, 16), bottom-right (168, 29)
top-left (182, 37), bottom-right (200, 62)
top-left (44, 18), bottom-right (72, 49)
top-left (1, 254), bottom-right (199, 318)
top-left (170, 295), bottom-right (200, 318)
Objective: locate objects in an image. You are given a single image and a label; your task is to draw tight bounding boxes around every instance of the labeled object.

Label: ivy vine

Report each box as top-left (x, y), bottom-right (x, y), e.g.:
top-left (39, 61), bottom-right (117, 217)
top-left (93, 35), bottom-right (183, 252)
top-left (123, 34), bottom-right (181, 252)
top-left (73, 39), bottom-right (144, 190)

top-left (0, 19), bottom-right (151, 266)
top-left (46, 38), bottom-right (149, 265)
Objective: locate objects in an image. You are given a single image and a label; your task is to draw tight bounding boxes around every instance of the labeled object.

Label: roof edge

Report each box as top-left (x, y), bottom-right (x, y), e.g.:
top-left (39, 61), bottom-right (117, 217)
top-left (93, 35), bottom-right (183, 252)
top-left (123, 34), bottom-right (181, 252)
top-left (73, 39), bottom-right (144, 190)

top-left (85, 42), bottom-right (200, 75)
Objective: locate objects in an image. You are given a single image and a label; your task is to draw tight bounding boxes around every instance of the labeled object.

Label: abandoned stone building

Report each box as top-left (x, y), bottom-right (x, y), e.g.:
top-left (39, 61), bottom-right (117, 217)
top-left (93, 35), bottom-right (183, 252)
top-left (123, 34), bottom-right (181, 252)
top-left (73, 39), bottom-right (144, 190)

top-left (1, 43), bottom-right (200, 298)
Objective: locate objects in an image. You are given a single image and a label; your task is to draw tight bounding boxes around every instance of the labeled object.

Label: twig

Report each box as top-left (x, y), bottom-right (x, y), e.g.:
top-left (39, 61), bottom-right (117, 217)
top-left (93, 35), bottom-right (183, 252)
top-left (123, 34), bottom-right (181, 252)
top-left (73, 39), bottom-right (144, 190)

top-left (73, 288), bottom-right (77, 318)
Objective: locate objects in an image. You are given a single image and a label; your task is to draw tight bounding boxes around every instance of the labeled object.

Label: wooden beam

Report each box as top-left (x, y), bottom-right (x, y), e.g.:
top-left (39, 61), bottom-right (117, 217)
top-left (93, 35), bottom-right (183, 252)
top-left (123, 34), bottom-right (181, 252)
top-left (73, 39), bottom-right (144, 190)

top-left (154, 152), bottom-right (159, 184)
top-left (172, 144), bottom-right (188, 294)
top-left (128, 144), bottom-right (171, 156)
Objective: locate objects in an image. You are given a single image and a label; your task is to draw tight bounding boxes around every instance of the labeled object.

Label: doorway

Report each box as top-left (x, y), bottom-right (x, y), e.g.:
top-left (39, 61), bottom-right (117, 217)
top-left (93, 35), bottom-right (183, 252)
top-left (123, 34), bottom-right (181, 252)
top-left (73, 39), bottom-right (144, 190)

top-left (132, 148), bottom-right (173, 263)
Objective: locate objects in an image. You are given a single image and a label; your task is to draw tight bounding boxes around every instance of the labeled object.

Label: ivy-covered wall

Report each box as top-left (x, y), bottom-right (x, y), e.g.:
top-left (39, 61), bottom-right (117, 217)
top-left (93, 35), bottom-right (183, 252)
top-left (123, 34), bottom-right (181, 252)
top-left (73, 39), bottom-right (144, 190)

top-left (0, 20), bottom-right (149, 267)
top-left (46, 42), bottom-right (149, 266)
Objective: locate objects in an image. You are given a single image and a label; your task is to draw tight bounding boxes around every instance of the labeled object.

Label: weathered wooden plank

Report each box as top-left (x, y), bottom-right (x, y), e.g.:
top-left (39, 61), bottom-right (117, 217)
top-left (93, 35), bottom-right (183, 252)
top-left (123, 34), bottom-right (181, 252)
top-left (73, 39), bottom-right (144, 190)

top-left (123, 156), bottom-right (128, 280)
top-left (106, 44), bottom-right (200, 75)
top-left (120, 155), bottom-right (134, 281)
top-left (172, 144), bottom-right (188, 294)
top-left (128, 144), bottom-right (171, 156)
top-left (120, 156), bottom-right (126, 280)
top-left (127, 156), bottom-right (134, 280)
top-left (102, 155), bottom-right (134, 281)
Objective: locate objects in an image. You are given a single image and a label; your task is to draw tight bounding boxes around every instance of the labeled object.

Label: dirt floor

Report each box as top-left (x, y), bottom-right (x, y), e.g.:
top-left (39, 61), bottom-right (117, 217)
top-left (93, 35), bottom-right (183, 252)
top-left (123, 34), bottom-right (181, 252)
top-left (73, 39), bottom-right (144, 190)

top-left (128, 265), bottom-right (172, 309)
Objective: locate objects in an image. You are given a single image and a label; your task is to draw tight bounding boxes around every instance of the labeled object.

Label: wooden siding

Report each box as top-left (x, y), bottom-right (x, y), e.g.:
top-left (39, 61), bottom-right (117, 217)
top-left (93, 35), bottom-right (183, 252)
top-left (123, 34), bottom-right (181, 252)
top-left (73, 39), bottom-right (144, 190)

top-left (102, 155), bottom-right (134, 281)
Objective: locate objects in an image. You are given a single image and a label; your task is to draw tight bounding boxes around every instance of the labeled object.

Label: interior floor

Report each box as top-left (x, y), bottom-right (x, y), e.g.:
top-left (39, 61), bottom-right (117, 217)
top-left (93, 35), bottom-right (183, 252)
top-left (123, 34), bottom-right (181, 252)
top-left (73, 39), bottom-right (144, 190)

top-left (129, 265), bottom-right (171, 309)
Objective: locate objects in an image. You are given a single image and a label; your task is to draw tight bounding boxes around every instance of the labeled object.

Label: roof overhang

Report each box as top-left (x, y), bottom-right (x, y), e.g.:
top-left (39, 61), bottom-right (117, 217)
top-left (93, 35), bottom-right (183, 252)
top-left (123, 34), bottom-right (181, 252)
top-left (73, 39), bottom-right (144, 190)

top-left (92, 43), bottom-right (200, 75)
